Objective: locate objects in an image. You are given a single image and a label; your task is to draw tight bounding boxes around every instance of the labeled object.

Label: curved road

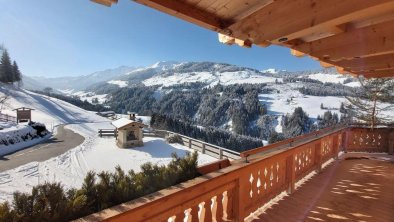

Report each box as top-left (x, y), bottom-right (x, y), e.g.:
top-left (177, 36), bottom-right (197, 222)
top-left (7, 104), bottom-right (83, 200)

top-left (0, 125), bottom-right (84, 172)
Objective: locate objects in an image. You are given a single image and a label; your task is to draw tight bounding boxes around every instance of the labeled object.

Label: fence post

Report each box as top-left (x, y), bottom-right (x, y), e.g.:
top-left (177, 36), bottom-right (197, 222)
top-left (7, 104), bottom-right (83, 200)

top-left (99, 130), bottom-right (102, 137)
top-left (202, 143), bottom-right (206, 154)
top-left (219, 148), bottom-right (223, 159)
top-left (189, 139), bottom-right (192, 149)
top-left (389, 130), bottom-right (394, 155)
top-left (286, 153), bottom-right (296, 194)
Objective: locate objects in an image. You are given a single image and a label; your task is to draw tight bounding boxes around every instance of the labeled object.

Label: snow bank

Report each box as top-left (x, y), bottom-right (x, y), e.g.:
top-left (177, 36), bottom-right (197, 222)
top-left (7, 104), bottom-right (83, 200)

top-left (0, 123), bottom-right (50, 156)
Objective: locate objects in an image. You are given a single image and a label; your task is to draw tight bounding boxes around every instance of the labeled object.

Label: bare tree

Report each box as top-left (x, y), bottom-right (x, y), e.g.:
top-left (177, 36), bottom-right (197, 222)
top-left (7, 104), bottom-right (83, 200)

top-left (345, 77), bottom-right (394, 129)
top-left (0, 93), bottom-right (9, 111)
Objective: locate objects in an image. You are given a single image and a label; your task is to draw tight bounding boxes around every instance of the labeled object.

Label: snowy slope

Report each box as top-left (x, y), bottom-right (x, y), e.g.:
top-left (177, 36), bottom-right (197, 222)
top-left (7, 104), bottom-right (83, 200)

top-left (0, 85), bottom-right (216, 202)
top-left (143, 70), bottom-right (279, 87)
top-left (259, 84), bottom-right (345, 118)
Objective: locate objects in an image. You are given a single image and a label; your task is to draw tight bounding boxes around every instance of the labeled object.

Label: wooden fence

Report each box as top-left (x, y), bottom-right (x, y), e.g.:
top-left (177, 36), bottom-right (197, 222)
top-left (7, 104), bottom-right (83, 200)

top-left (144, 130), bottom-right (241, 160)
top-left (79, 126), bottom-right (393, 222)
top-left (98, 129), bottom-right (117, 138)
top-left (0, 113), bottom-right (17, 123)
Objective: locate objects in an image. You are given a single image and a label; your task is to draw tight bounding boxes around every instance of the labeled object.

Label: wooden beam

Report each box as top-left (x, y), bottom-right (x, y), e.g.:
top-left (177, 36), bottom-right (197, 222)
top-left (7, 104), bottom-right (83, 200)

top-left (133, 0), bottom-right (230, 32)
top-left (227, 0), bottom-right (394, 45)
top-left (234, 38), bottom-right (252, 48)
top-left (91, 0), bottom-right (117, 7)
top-left (218, 33), bottom-right (235, 45)
top-left (225, 0), bottom-right (274, 21)
top-left (355, 68), bottom-right (394, 78)
top-left (335, 53), bottom-right (394, 71)
top-left (290, 49), bottom-right (305, 57)
top-left (292, 19), bottom-right (394, 61)
top-left (320, 61), bottom-right (334, 68)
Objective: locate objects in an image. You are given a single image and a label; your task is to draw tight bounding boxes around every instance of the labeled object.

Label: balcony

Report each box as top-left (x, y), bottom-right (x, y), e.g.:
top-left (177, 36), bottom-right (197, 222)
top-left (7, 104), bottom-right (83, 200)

top-left (77, 126), bottom-right (393, 222)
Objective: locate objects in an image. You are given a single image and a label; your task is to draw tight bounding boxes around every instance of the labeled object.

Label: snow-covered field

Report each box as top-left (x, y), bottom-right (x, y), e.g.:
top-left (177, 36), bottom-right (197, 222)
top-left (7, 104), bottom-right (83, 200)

top-left (306, 73), bottom-right (360, 87)
top-left (0, 85), bottom-right (216, 202)
top-left (59, 89), bottom-right (108, 104)
top-left (259, 84), bottom-right (345, 118)
top-left (143, 71), bottom-right (280, 87)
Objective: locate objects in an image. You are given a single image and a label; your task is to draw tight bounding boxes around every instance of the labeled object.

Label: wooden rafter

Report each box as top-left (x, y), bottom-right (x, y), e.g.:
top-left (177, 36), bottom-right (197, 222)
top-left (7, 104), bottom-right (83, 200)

top-left (227, 0), bottom-right (394, 45)
top-left (335, 53), bottom-right (394, 71)
top-left (91, 0), bottom-right (117, 7)
top-left (134, 0), bottom-right (230, 32)
top-left (292, 19), bottom-right (394, 61)
top-left (356, 68), bottom-right (394, 78)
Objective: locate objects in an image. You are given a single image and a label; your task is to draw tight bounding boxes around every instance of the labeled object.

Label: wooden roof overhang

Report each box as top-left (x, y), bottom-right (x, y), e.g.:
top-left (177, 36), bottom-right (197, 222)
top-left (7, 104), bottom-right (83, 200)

top-left (92, 0), bottom-right (394, 78)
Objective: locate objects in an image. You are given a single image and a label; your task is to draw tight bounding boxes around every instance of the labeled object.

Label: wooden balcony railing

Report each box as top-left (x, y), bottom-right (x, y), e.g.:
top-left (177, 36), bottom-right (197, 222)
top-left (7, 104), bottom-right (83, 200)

top-left (78, 126), bottom-right (393, 222)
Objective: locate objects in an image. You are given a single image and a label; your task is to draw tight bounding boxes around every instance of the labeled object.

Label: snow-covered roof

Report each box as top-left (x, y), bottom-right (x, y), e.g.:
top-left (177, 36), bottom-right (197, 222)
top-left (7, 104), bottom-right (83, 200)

top-left (111, 118), bottom-right (145, 129)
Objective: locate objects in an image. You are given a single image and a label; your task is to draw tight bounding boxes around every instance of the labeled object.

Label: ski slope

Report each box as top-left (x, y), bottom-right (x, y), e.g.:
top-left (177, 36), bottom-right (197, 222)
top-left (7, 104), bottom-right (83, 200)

top-left (0, 85), bottom-right (216, 202)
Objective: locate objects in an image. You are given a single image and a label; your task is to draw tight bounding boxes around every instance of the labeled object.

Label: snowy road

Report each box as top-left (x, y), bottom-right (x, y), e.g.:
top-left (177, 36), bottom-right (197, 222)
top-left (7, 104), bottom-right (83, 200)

top-left (0, 125), bottom-right (84, 172)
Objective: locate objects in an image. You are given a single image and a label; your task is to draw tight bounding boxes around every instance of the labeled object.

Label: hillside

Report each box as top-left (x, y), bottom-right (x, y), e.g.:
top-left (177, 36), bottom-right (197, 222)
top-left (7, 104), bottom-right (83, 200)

top-left (22, 61), bottom-right (367, 140)
top-left (0, 85), bottom-right (215, 202)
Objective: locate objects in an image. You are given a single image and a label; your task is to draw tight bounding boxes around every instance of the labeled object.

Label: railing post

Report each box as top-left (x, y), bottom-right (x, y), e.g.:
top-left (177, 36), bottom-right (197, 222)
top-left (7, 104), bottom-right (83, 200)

top-left (315, 142), bottom-right (322, 173)
top-left (389, 130), bottom-right (394, 155)
top-left (189, 139), bottom-right (192, 149)
top-left (343, 129), bottom-right (349, 153)
top-left (219, 148), bottom-right (223, 159)
top-left (234, 177), bottom-right (247, 221)
top-left (202, 143), bottom-right (206, 154)
top-left (286, 154), bottom-right (296, 194)
top-left (333, 134), bottom-right (339, 160)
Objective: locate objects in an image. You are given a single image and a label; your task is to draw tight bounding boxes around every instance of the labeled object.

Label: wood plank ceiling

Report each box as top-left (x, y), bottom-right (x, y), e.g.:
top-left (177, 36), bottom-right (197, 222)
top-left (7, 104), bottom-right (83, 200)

top-left (92, 0), bottom-right (394, 78)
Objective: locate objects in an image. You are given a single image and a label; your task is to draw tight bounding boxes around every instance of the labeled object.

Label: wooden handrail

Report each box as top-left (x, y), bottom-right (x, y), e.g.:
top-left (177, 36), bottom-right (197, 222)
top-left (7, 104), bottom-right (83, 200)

top-left (77, 126), bottom-right (393, 222)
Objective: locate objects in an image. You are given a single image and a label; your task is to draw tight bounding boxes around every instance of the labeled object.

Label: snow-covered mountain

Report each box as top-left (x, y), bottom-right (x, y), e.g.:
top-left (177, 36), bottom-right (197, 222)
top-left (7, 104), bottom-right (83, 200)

top-left (23, 66), bottom-right (139, 91)
top-left (23, 61), bottom-right (359, 93)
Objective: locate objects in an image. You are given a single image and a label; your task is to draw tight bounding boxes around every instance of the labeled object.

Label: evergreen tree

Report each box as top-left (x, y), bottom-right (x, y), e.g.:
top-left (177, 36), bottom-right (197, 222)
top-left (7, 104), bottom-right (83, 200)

top-left (282, 107), bottom-right (313, 138)
top-left (12, 61), bottom-right (22, 83)
top-left (346, 77), bottom-right (394, 128)
top-left (0, 49), bottom-right (13, 83)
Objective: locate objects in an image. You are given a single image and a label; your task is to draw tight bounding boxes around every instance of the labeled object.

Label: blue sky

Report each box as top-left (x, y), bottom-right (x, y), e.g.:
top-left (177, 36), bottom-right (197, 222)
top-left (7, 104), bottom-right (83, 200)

top-left (0, 0), bottom-right (321, 77)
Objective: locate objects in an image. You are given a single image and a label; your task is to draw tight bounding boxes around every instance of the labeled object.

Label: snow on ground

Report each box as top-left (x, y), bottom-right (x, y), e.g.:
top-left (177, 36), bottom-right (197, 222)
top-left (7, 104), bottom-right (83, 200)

top-left (59, 89), bottom-right (108, 104)
top-left (307, 73), bottom-right (349, 84)
top-left (344, 81), bottom-right (361, 87)
top-left (0, 85), bottom-right (216, 202)
top-left (307, 73), bottom-right (360, 88)
top-left (107, 80), bottom-right (128, 88)
top-left (259, 84), bottom-right (345, 119)
top-left (143, 71), bottom-right (279, 87)
top-left (0, 123), bottom-right (51, 156)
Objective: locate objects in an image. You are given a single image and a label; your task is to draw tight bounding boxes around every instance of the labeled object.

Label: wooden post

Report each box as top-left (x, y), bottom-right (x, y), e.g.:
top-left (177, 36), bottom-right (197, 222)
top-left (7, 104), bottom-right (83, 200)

top-left (202, 143), bottom-right (206, 154)
top-left (315, 142), bottom-right (322, 173)
top-left (233, 177), bottom-right (247, 221)
top-left (343, 129), bottom-right (349, 153)
top-left (219, 148), bottom-right (223, 160)
top-left (99, 130), bottom-right (102, 137)
top-left (286, 154), bottom-right (296, 194)
top-left (189, 139), bottom-right (192, 149)
top-left (333, 135), bottom-right (339, 160)
top-left (389, 130), bottom-right (394, 155)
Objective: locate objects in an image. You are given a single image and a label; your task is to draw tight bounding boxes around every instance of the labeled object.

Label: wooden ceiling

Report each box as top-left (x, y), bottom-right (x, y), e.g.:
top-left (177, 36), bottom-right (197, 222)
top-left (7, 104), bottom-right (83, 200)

top-left (92, 0), bottom-right (394, 78)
